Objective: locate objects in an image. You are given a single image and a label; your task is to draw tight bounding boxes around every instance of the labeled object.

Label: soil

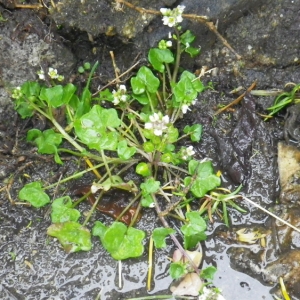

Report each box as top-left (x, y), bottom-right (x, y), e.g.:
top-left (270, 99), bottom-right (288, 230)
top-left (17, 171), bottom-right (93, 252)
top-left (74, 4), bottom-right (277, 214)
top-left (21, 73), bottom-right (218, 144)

top-left (0, 0), bottom-right (300, 299)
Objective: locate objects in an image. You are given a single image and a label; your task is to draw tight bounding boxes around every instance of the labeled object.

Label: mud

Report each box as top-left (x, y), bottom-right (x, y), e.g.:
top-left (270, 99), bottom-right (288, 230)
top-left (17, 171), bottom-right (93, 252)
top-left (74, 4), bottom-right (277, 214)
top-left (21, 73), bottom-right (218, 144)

top-left (0, 0), bottom-right (300, 299)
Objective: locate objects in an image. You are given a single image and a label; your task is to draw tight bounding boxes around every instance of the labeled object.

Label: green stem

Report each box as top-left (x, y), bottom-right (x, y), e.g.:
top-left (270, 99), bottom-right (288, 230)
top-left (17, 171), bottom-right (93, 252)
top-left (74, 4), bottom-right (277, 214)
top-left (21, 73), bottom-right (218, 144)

top-left (101, 150), bottom-right (112, 180)
top-left (86, 61), bottom-right (99, 89)
top-left (82, 189), bottom-right (105, 226)
top-left (146, 90), bottom-right (155, 113)
top-left (43, 162), bottom-right (106, 190)
top-left (171, 28), bottom-right (182, 83)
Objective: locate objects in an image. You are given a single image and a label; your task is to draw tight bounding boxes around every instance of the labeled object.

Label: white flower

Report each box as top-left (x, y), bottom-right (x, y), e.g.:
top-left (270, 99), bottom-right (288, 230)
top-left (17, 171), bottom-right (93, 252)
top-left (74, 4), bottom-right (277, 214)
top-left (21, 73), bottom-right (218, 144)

top-left (198, 287), bottom-right (226, 300)
top-left (37, 69), bottom-right (45, 80)
top-left (181, 104), bottom-right (190, 114)
top-left (11, 87), bottom-right (22, 99)
top-left (160, 5), bottom-right (185, 27)
top-left (186, 146), bottom-right (195, 156)
top-left (166, 40), bottom-right (172, 47)
top-left (160, 8), bottom-right (170, 15)
top-left (144, 112), bottom-right (170, 136)
top-left (177, 5), bottom-right (185, 14)
top-left (119, 84), bottom-right (127, 92)
top-left (181, 146), bottom-right (195, 160)
top-left (48, 67), bottom-right (59, 79)
top-left (112, 85), bottom-right (128, 105)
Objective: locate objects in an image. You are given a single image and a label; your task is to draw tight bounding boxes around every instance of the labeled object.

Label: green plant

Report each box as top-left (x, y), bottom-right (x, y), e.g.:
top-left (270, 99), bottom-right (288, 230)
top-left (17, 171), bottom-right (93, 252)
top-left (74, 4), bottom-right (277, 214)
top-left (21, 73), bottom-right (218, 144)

top-left (11, 5), bottom-right (242, 297)
top-left (264, 83), bottom-right (300, 119)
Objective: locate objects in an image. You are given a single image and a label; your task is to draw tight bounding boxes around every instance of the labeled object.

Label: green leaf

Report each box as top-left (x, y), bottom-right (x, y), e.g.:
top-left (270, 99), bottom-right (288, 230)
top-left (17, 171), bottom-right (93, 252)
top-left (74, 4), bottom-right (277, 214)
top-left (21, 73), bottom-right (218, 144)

top-left (117, 140), bottom-right (136, 160)
top-left (75, 88), bottom-right (92, 118)
top-left (200, 266), bottom-right (217, 280)
top-left (180, 30), bottom-right (196, 45)
top-left (183, 124), bottom-right (203, 142)
top-left (40, 85), bottom-right (64, 108)
top-left (173, 73), bottom-right (198, 103)
top-left (169, 262), bottom-right (187, 279)
top-left (74, 105), bottom-right (121, 151)
top-left (186, 160), bottom-right (221, 197)
top-left (132, 92), bottom-right (149, 105)
top-left (136, 162), bottom-right (152, 177)
top-left (141, 194), bottom-right (154, 208)
top-left (181, 211), bottom-right (207, 249)
top-left (47, 222), bottom-right (92, 253)
top-left (185, 46), bottom-right (200, 58)
top-left (148, 48), bottom-right (174, 72)
top-left (19, 182), bottom-right (50, 208)
top-left (62, 83), bottom-right (77, 104)
top-left (152, 228), bottom-right (175, 248)
top-left (21, 81), bottom-right (41, 98)
top-left (165, 125), bottom-right (179, 144)
top-left (51, 196), bottom-right (81, 223)
top-left (140, 178), bottom-right (160, 194)
top-left (15, 101), bottom-right (35, 118)
top-left (131, 66), bottom-right (160, 94)
top-left (27, 128), bottom-right (63, 164)
top-left (93, 221), bottom-right (145, 260)
top-left (92, 176), bottom-right (138, 193)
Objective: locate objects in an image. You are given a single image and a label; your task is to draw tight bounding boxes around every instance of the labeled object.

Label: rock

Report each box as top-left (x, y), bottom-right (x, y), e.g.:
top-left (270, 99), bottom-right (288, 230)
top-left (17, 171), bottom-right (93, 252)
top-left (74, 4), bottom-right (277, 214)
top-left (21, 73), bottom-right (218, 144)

top-left (278, 142), bottom-right (300, 204)
top-left (0, 8), bottom-right (76, 106)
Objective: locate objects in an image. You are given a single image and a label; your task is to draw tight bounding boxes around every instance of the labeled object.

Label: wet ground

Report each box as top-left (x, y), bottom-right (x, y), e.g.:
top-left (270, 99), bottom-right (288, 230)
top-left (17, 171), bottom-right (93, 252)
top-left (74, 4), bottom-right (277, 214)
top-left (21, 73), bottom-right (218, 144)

top-left (0, 0), bottom-right (300, 299)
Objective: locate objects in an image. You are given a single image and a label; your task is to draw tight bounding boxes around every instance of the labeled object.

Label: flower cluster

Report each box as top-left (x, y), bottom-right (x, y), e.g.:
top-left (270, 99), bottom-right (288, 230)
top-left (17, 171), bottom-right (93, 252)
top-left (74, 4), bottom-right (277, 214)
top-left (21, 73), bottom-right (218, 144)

top-left (11, 86), bottom-right (22, 100)
top-left (112, 84), bottom-right (128, 105)
top-left (160, 5), bottom-right (185, 28)
top-left (145, 112), bottom-right (170, 136)
top-left (180, 146), bottom-right (195, 160)
top-left (37, 67), bottom-right (64, 81)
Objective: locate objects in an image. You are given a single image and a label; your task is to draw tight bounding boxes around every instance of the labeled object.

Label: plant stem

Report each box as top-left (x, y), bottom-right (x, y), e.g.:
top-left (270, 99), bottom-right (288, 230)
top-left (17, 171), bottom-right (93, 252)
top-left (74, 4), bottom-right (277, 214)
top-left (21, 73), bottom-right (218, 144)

top-left (101, 150), bottom-right (112, 180)
top-left (152, 193), bottom-right (200, 275)
top-left (171, 28), bottom-right (181, 83)
top-left (43, 162), bottom-right (106, 190)
top-left (82, 189), bottom-right (105, 226)
top-left (147, 235), bottom-right (154, 291)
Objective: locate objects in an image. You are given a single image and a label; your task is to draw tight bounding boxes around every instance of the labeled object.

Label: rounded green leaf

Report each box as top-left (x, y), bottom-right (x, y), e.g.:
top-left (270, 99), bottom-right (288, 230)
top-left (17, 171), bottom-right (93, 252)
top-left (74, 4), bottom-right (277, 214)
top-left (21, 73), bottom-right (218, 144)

top-left (47, 222), bottom-right (92, 253)
top-left (148, 48), bottom-right (174, 72)
top-left (19, 182), bottom-right (50, 208)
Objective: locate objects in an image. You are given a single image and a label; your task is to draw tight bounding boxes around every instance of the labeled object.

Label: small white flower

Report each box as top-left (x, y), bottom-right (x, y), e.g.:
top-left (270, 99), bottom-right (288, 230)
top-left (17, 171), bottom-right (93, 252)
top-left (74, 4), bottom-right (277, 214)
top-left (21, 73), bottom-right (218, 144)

top-left (181, 104), bottom-right (190, 114)
top-left (48, 67), bottom-right (59, 79)
top-left (168, 32), bottom-right (172, 39)
top-left (91, 184), bottom-right (99, 194)
top-left (144, 112), bottom-right (170, 136)
top-left (154, 128), bottom-right (163, 136)
top-left (186, 146), bottom-right (195, 156)
top-left (112, 85), bottom-right (128, 105)
top-left (166, 40), bottom-right (172, 47)
top-left (181, 146), bottom-right (195, 160)
top-left (160, 5), bottom-right (185, 27)
top-left (119, 84), bottom-right (127, 92)
top-left (198, 287), bottom-right (226, 300)
top-left (144, 122), bottom-right (153, 130)
top-left (162, 115), bottom-right (170, 124)
top-left (120, 95), bottom-right (127, 102)
top-left (11, 87), bottom-right (22, 99)
top-left (37, 70), bottom-right (45, 80)
top-left (177, 5), bottom-right (185, 14)
top-left (160, 8), bottom-right (170, 15)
